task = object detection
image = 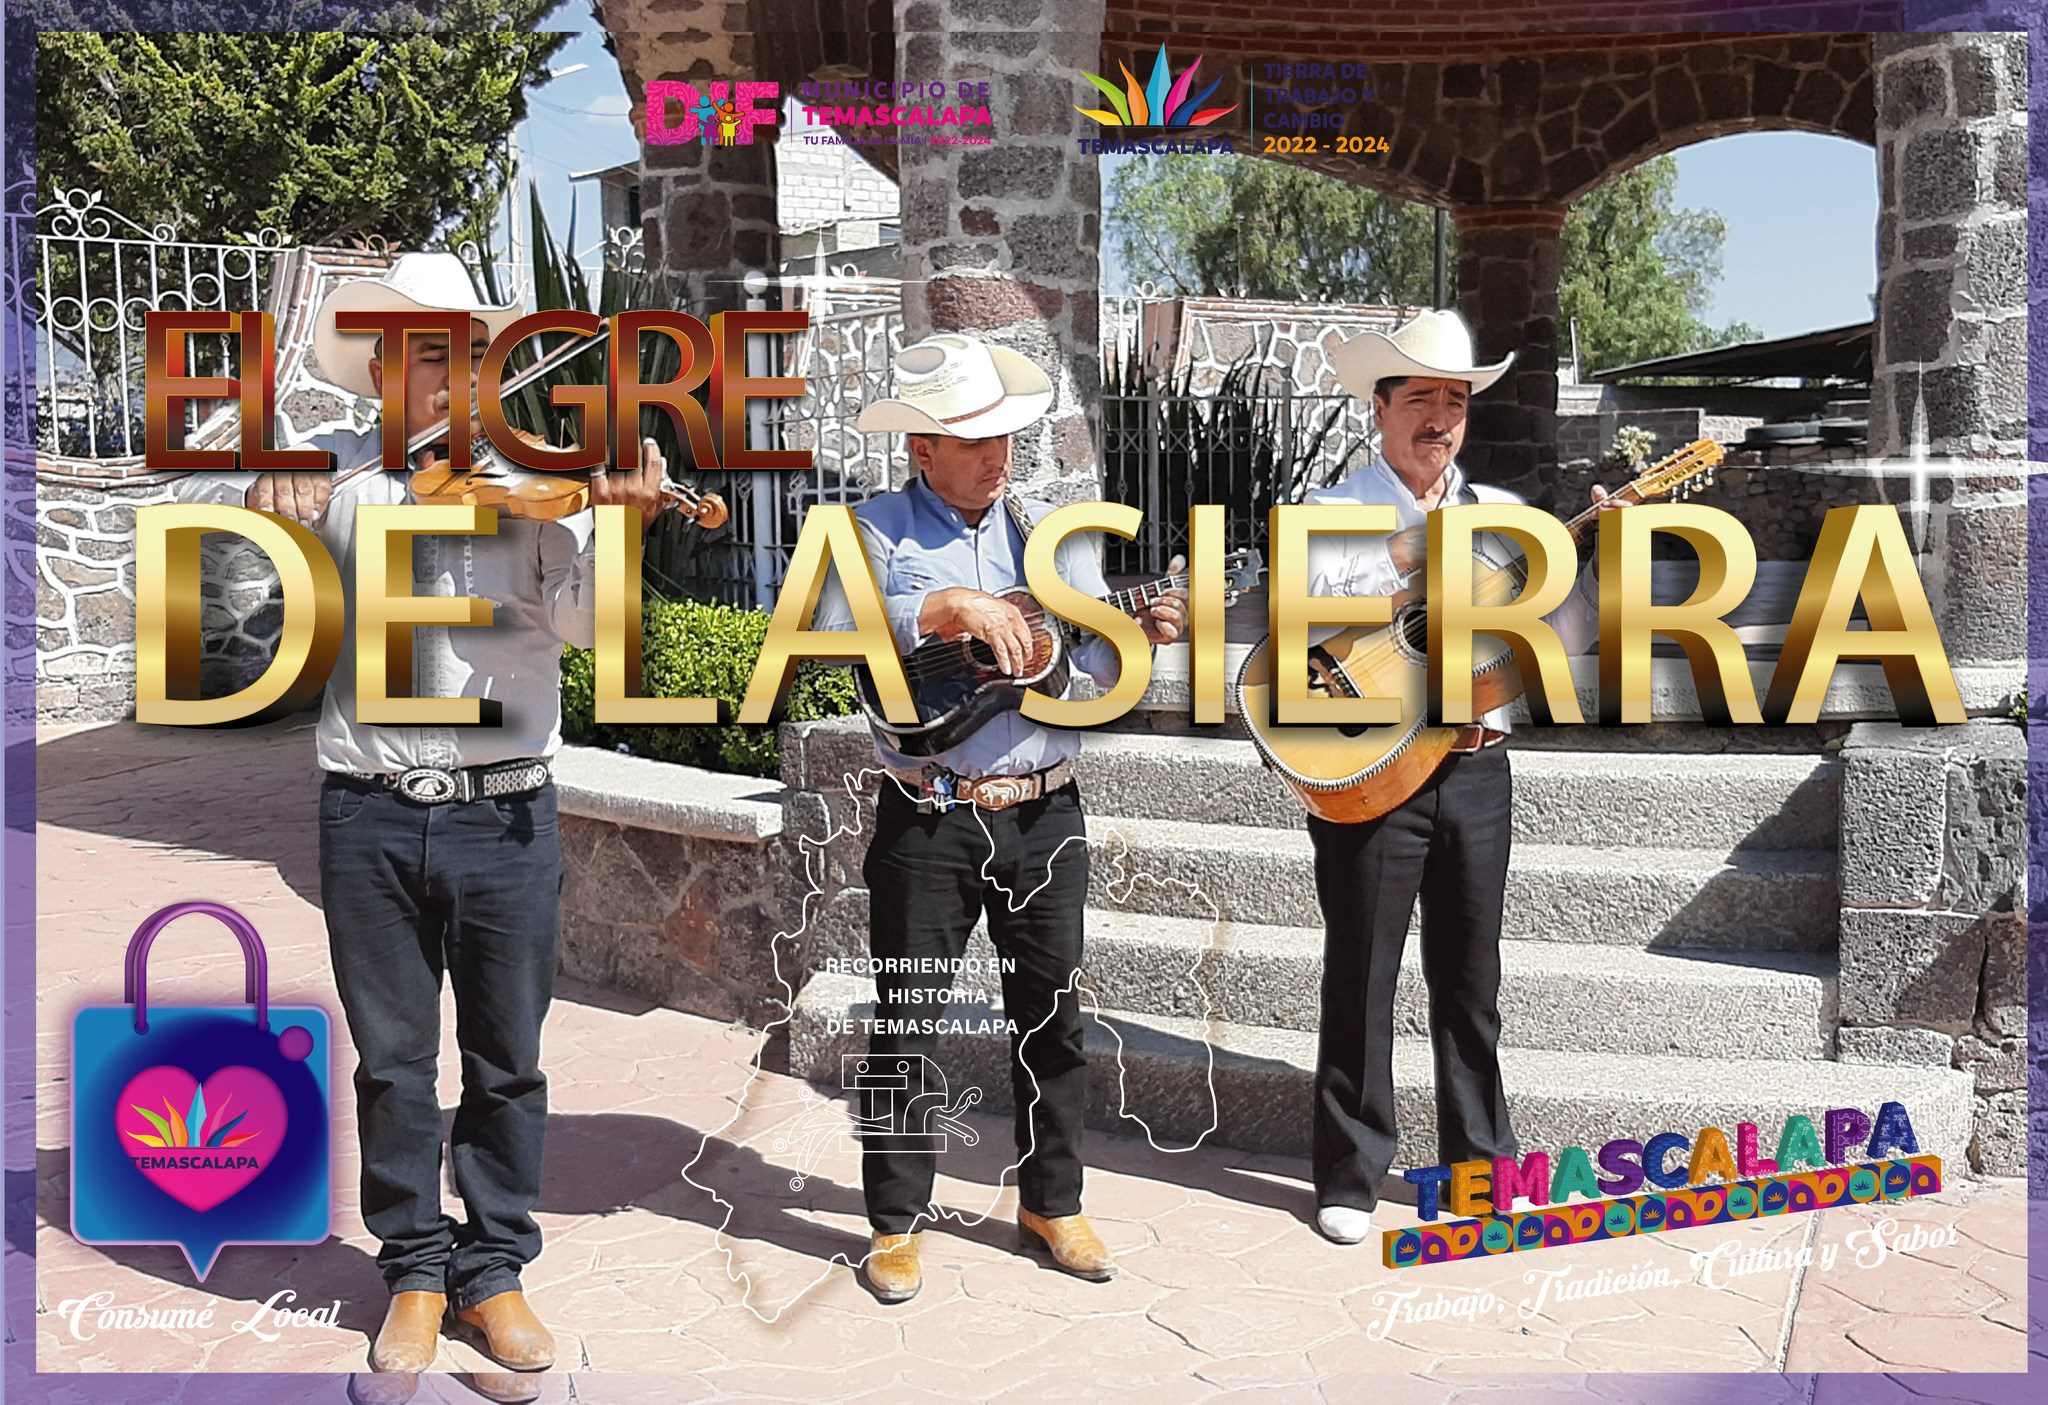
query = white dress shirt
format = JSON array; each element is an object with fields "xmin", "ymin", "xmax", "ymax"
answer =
[
  {"xmin": 191, "ymin": 424, "xmax": 601, "ymax": 774},
  {"xmin": 1302, "ymin": 454, "xmax": 1597, "ymax": 733}
]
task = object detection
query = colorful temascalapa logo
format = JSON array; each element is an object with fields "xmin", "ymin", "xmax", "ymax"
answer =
[
  {"xmin": 72, "ymin": 902, "xmax": 330, "ymax": 1279},
  {"xmin": 644, "ymin": 80, "xmax": 781, "ymax": 146},
  {"xmin": 1075, "ymin": 46, "xmax": 1237, "ymax": 128}
]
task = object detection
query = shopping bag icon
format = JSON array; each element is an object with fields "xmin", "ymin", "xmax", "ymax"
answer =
[{"xmin": 71, "ymin": 901, "xmax": 330, "ymax": 1278}]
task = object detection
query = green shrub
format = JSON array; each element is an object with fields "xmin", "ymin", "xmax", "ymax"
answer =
[{"xmin": 561, "ymin": 597, "xmax": 861, "ymax": 777}]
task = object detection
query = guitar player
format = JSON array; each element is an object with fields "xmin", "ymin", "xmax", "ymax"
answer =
[
  {"xmin": 811, "ymin": 333, "xmax": 1186, "ymax": 1303},
  {"xmin": 1302, "ymin": 309, "xmax": 1618, "ymax": 1245}
]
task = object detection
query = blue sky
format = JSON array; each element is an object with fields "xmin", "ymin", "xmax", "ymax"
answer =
[
  {"xmin": 501, "ymin": 23, "xmax": 641, "ymax": 260},
  {"xmin": 514, "ymin": 15, "xmax": 1880, "ymax": 341},
  {"xmin": 1671, "ymin": 131, "xmax": 1878, "ymax": 337}
]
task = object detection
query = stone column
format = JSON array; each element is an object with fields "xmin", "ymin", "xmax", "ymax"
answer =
[
  {"xmin": 1869, "ymin": 32, "xmax": 2028, "ymax": 678},
  {"xmin": 1453, "ymin": 203, "xmax": 1564, "ymax": 498},
  {"xmin": 635, "ymin": 101, "xmax": 780, "ymax": 315},
  {"xmin": 895, "ymin": 0, "xmax": 1104, "ymax": 501},
  {"xmin": 604, "ymin": 0, "xmax": 782, "ymax": 313},
  {"xmin": 1836, "ymin": 722, "xmax": 2027, "ymax": 1174},
  {"xmin": 1870, "ymin": 31, "xmax": 2027, "ymax": 460}
]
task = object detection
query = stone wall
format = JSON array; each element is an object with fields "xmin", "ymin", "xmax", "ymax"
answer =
[
  {"xmin": 38, "ymin": 477, "xmax": 284, "ymax": 722},
  {"xmin": 1531, "ymin": 459, "xmax": 1893, "ymax": 561},
  {"xmin": 555, "ymin": 750, "xmax": 795, "ymax": 1025},
  {"xmin": 1836, "ymin": 721, "xmax": 2027, "ymax": 1175},
  {"xmin": 559, "ymin": 813, "xmax": 792, "ymax": 1024},
  {"xmin": 780, "ymin": 104, "xmax": 902, "ymax": 232}
]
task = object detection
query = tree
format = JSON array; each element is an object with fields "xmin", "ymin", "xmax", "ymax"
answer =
[
  {"xmin": 36, "ymin": 18, "xmax": 571, "ymax": 248},
  {"xmin": 1559, "ymin": 155, "xmax": 1759, "ymax": 373},
  {"xmin": 1106, "ymin": 156, "xmax": 1441, "ymax": 305},
  {"xmin": 1105, "ymin": 152, "xmax": 1757, "ymax": 369}
]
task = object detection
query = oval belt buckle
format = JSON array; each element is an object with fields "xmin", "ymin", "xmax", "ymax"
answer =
[
  {"xmin": 978, "ymin": 776, "xmax": 1029, "ymax": 810},
  {"xmin": 396, "ymin": 767, "xmax": 460, "ymax": 804}
]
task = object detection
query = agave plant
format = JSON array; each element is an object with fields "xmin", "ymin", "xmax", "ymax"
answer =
[
  {"xmin": 464, "ymin": 186, "xmax": 725, "ymax": 600},
  {"xmin": 1101, "ymin": 318, "xmax": 1361, "ymax": 574}
]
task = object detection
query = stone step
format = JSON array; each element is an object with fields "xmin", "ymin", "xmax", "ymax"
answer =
[
  {"xmin": 790, "ymin": 972, "xmax": 1975, "ymax": 1169},
  {"xmin": 1067, "ymin": 731, "xmax": 1840, "ymax": 848},
  {"xmin": 1075, "ymin": 909, "xmax": 1836, "ymax": 1059},
  {"xmin": 1120, "ymin": 650, "xmax": 2020, "ymax": 725},
  {"xmin": 1087, "ymin": 815, "xmax": 1838, "ymax": 951}
]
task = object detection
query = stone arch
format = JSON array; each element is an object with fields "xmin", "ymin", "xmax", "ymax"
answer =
[
  {"xmin": 1202, "ymin": 33, "xmax": 1875, "ymax": 211},
  {"xmin": 1092, "ymin": 32, "xmax": 1881, "ymax": 486}
]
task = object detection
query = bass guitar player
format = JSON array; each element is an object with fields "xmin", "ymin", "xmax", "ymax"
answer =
[{"xmin": 811, "ymin": 333, "xmax": 1187, "ymax": 1303}]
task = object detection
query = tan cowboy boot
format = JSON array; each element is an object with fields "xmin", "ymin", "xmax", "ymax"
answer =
[
  {"xmin": 346, "ymin": 1372, "xmax": 422, "ymax": 1405},
  {"xmin": 452, "ymin": 1291, "xmax": 555, "ymax": 1371},
  {"xmin": 467, "ymin": 1371, "xmax": 545, "ymax": 1403},
  {"xmin": 864, "ymin": 1232, "xmax": 923, "ymax": 1303},
  {"xmin": 367, "ymin": 1290, "xmax": 446, "ymax": 1373},
  {"xmin": 1017, "ymin": 1208, "xmax": 1118, "ymax": 1281}
]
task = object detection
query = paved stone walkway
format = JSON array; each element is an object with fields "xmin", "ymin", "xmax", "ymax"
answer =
[{"xmin": 25, "ymin": 721, "xmax": 2037, "ymax": 1399}]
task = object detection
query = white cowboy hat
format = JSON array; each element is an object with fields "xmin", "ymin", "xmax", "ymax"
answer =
[
  {"xmin": 1329, "ymin": 308, "xmax": 1514, "ymax": 400},
  {"xmin": 311, "ymin": 251, "xmax": 524, "ymax": 400},
  {"xmin": 855, "ymin": 333, "xmax": 1053, "ymax": 438}
]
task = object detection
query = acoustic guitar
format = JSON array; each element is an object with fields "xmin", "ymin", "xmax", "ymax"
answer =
[
  {"xmin": 1233, "ymin": 440, "xmax": 1723, "ymax": 823},
  {"xmin": 857, "ymin": 549, "xmax": 1264, "ymax": 758}
]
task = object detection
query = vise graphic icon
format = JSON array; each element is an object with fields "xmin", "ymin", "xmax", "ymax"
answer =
[{"xmin": 845, "ymin": 1054, "xmax": 982, "ymax": 1154}]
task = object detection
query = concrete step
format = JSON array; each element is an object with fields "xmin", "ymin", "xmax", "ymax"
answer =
[
  {"xmin": 790, "ymin": 972, "xmax": 1975, "ymax": 1169},
  {"xmin": 1088, "ymin": 815, "xmax": 1838, "ymax": 951},
  {"xmin": 1076, "ymin": 909, "xmax": 1836, "ymax": 1059},
  {"xmin": 1067, "ymin": 731, "xmax": 1839, "ymax": 849}
]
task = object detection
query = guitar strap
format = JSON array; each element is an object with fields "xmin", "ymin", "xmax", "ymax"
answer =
[{"xmin": 1000, "ymin": 491, "xmax": 1036, "ymax": 560}]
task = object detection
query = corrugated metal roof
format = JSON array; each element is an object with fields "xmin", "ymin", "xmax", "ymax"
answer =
[{"xmin": 1590, "ymin": 321, "xmax": 1871, "ymax": 384}]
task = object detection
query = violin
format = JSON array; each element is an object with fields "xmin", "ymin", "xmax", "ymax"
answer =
[
  {"xmin": 328, "ymin": 323, "xmax": 729, "ymax": 529},
  {"xmin": 410, "ymin": 423, "xmax": 730, "ymax": 529}
]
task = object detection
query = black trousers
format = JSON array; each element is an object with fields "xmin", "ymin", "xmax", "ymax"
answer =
[
  {"xmin": 318, "ymin": 776, "xmax": 562, "ymax": 1308},
  {"xmin": 1306, "ymin": 745, "xmax": 1516, "ymax": 1211},
  {"xmin": 859, "ymin": 783, "xmax": 1090, "ymax": 1235}
]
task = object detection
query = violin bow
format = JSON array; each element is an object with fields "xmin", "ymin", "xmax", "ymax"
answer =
[{"xmin": 327, "ymin": 321, "xmax": 614, "ymax": 492}]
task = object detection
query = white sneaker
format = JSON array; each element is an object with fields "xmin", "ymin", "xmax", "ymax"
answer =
[{"xmin": 1316, "ymin": 1205, "xmax": 1374, "ymax": 1244}]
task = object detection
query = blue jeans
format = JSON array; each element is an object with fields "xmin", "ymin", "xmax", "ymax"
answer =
[{"xmin": 318, "ymin": 775, "xmax": 561, "ymax": 1308}]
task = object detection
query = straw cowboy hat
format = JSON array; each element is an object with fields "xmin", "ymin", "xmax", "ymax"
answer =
[
  {"xmin": 855, "ymin": 333, "xmax": 1053, "ymax": 438},
  {"xmin": 311, "ymin": 251, "xmax": 524, "ymax": 401},
  {"xmin": 1329, "ymin": 308, "xmax": 1514, "ymax": 401}
]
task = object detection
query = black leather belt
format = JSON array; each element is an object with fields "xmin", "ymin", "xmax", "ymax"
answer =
[{"xmin": 334, "ymin": 757, "xmax": 552, "ymax": 805}]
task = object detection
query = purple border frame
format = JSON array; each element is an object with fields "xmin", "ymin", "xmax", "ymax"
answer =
[{"xmin": 0, "ymin": 2, "xmax": 2041, "ymax": 1398}]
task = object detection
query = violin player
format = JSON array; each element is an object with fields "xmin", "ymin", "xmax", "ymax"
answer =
[{"xmin": 243, "ymin": 252, "xmax": 669, "ymax": 1402}]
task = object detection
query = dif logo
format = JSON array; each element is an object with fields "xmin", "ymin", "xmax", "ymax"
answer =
[{"xmin": 644, "ymin": 80, "xmax": 781, "ymax": 146}]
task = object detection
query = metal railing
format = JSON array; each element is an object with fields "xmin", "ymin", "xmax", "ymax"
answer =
[
  {"xmin": 31, "ymin": 188, "xmax": 294, "ymax": 460},
  {"xmin": 22, "ymin": 187, "xmax": 611, "ymax": 462},
  {"xmin": 660, "ymin": 273, "xmax": 905, "ymax": 606},
  {"xmin": 19, "ymin": 193, "xmax": 1378, "ymax": 603}
]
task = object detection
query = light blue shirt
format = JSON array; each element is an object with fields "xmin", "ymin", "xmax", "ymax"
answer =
[{"xmin": 812, "ymin": 475, "xmax": 1130, "ymax": 777}]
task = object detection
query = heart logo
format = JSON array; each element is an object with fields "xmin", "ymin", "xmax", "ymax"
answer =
[{"xmin": 114, "ymin": 1065, "xmax": 287, "ymax": 1213}]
